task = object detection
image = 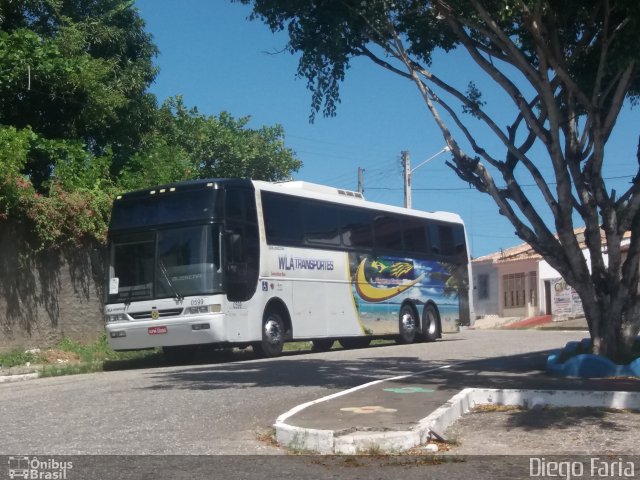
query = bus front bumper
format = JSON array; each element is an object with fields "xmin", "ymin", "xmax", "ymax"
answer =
[{"xmin": 106, "ymin": 314, "xmax": 227, "ymax": 350}]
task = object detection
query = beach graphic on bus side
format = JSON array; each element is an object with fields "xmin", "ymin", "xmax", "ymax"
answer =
[{"xmin": 349, "ymin": 254, "xmax": 461, "ymax": 335}]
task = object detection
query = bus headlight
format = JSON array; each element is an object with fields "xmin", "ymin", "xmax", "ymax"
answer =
[
  {"xmin": 106, "ymin": 313, "xmax": 128, "ymax": 323},
  {"xmin": 186, "ymin": 304, "xmax": 221, "ymax": 315}
]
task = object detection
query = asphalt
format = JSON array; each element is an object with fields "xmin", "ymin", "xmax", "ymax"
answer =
[
  {"xmin": 4, "ymin": 315, "xmax": 640, "ymax": 458},
  {"xmin": 275, "ymin": 318, "xmax": 640, "ymax": 455}
]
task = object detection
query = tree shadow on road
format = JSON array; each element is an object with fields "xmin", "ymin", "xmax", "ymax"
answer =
[
  {"xmin": 135, "ymin": 346, "xmax": 540, "ymax": 391},
  {"xmin": 135, "ymin": 342, "xmax": 640, "ymax": 397},
  {"xmin": 499, "ymin": 407, "xmax": 634, "ymax": 431}
]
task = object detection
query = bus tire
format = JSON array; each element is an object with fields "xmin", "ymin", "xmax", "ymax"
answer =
[
  {"xmin": 397, "ymin": 304, "xmax": 418, "ymax": 344},
  {"xmin": 253, "ymin": 308, "xmax": 285, "ymax": 358},
  {"xmin": 339, "ymin": 337, "xmax": 371, "ymax": 349},
  {"xmin": 422, "ymin": 304, "xmax": 440, "ymax": 342},
  {"xmin": 311, "ymin": 339, "xmax": 334, "ymax": 352}
]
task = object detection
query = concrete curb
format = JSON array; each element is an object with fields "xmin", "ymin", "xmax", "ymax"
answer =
[
  {"xmin": 275, "ymin": 387, "xmax": 640, "ymax": 454},
  {"xmin": 0, "ymin": 372, "xmax": 40, "ymax": 383},
  {"xmin": 274, "ymin": 364, "xmax": 451, "ymax": 454}
]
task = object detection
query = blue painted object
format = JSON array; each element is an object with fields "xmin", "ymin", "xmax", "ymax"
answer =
[{"xmin": 546, "ymin": 338, "xmax": 640, "ymax": 378}]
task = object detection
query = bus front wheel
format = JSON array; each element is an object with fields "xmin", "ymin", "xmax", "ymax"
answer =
[
  {"xmin": 422, "ymin": 304, "xmax": 440, "ymax": 342},
  {"xmin": 253, "ymin": 309, "xmax": 285, "ymax": 357}
]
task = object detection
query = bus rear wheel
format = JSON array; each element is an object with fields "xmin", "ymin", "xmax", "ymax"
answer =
[
  {"xmin": 253, "ymin": 309, "xmax": 285, "ymax": 358},
  {"xmin": 421, "ymin": 304, "xmax": 440, "ymax": 342},
  {"xmin": 397, "ymin": 304, "xmax": 418, "ymax": 344},
  {"xmin": 339, "ymin": 338, "xmax": 371, "ymax": 349},
  {"xmin": 311, "ymin": 339, "xmax": 334, "ymax": 352}
]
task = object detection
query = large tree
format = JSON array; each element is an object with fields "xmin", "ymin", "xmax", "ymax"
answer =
[
  {"xmin": 0, "ymin": 0, "xmax": 159, "ymax": 188},
  {"xmin": 239, "ymin": 0, "xmax": 640, "ymax": 360},
  {"xmin": 119, "ymin": 96, "xmax": 301, "ymax": 190},
  {"xmin": 0, "ymin": 0, "xmax": 301, "ymax": 248}
]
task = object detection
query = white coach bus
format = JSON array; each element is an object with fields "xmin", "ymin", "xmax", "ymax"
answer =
[{"xmin": 105, "ymin": 179, "xmax": 472, "ymax": 358}]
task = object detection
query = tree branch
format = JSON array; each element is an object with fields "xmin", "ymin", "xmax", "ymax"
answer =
[
  {"xmin": 357, "ymin": 46, "xmax": 413, "ymax": 81},
  {"xmin": 435, "ymin": 5, "xmax": 551, "ymax": 149}
]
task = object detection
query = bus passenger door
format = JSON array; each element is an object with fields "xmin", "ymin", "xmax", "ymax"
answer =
[{"xmin": 224, "ymin": 188, "xmax": 260, "ymax": 340}]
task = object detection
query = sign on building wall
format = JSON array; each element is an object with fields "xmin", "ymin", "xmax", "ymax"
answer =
[{"xmin": 550, "ymin": 278, "xmax": 584, "ymax": 320}]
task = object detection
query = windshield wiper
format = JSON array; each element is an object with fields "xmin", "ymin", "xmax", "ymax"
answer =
[
  {"xmin": 158, "ymin": 260, "xmax": 184, "ymax": 301},
  {"xmin": 124, "ymin": 284, "xmax": 134, "ymax": 307}
]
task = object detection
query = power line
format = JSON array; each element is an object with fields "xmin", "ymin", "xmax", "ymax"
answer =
[{"xmin": 367, "ymin": 175, "xmax": 635, "ymax": 192}]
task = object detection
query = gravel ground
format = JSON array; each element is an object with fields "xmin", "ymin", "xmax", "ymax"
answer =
[{"xmin": 444, "ymin": 407, "xmax": 640, "ymax": 455}]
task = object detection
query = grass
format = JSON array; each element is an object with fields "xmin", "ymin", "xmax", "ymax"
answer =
[
  {"xmin": 1, "ymin": 336, "xmax": 399, "ymax": 378},
  {"xmin": 0, "ymin": 335, "xmax": 162, "ymax": 377},
  {"xmin": 39, "ymin": 362, "xmax": 105, "ymax": 378},
  {"xmin": 284, "ymin": 339, "xmax": 395, "ymax": 353},
  {"xmin": 283, "ymin": 341, "xmax": 314, "ymax": 352},
  {"xmin": 472, "ymin": 404, "xmax": 525, "ymax": 413},
  {"xmin": 53, "ymin": 336, "xmax": 159, "ymax": 363},
  {"xmin": 0, "ymin": 350, "xmax": 42, "ymax": 368}
]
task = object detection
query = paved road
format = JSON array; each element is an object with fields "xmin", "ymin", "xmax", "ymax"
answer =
[{"xmin": 0, "ymin": 330, "xmax": 584, "ymax": 456}]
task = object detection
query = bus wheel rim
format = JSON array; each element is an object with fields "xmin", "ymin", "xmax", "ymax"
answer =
[
  {"xmin": 402, "ymin": 312, "xmax": 415, "ymax": 335},
  {"xmin": 264, "ymin": 318, "xmax": 282, "ymax": 345}
]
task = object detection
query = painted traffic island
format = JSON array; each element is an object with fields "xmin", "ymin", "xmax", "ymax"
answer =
[{"xmin": 546, "ymin": 337, "xmax": 640, "ymax": 378}]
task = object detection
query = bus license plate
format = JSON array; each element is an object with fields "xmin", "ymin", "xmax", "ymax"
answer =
[{"xmin": 148, "ymin": 326, "xmax": 168, "ymax": 335}]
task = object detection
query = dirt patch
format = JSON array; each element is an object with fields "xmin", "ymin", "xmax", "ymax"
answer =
[
  {"xmin": 444, "ymin": 407, "xmax": 640, "ymax": 455},
  {"xmin": 42, "ymin": 349, "xmax": 81, "ymax": 364}
]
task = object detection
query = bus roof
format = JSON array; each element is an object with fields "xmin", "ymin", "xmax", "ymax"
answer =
[
  {"xmin": 253, "ymin": 180, "xmax": 464, "ymax": 225},
  {"xmin": 112, "ymin": 177, "xmax": 464, "ymax": 225},
  {"xmin": 113, "ymin": 178, "xmax": 253, "ymax": 201}
]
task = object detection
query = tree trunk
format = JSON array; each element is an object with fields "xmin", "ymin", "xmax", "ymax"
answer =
[{"xmin": 578, "ymin": 255, "xmax": 640, "ymax": 363}]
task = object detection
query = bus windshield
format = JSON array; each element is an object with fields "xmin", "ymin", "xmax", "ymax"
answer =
[{"xmin": 107, "ymin": 224, "xmax": 223, "ymax": 302}]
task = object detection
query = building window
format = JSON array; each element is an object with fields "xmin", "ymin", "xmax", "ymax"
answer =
[
  {"xmin": 478, "ymin": 274, "xmax": 490, "ymax": 300},
  {"xmin": 503, "ymin": 273, "xmax": 526, "ymax": 308}
]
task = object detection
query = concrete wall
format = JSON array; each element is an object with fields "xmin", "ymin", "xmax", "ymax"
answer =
[
  {"xmin": 472, "ymin": 261, "xmax": 499, "ymax": 318},
  {"xmin": 0, "ymin": 220, "xmax": 105, "ymax": 353}
]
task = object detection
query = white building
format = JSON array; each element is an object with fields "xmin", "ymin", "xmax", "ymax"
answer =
[{"xmin": 472, "ymin": 229, "xmax": 631, "ymax": 320}]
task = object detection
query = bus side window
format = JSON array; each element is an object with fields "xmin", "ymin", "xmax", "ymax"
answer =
[
  {"xmin": 429, "ymin": 223, "xmax": 461, "ymax": 258},
  {"xmin": 453, "ymin": 225, "xmax": 467, "ymax": 261},
  {"xmin": 262, "ymin": 192, "xmax": 302, "ymax": 246},
  {"xmin": 403, "ymin": 218, "xmax": 429, "ymax": 256},
  {"xmin": 373, "ymin": 214, "xmax": 403, "ymax": 252},
  {"xmin": 303, "ymin": 202, "xmax": 341, "ymax": 246},
  {"xmin": 340, "ymin": 208, "xmax": 373, "ymax": 249}
]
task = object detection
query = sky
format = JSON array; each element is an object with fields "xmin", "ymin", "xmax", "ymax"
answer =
[{"xmin": 133, "ymin": 0, "xmax": 637, "ymax": 258}]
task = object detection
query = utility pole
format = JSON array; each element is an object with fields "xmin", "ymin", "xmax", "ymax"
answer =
[
  {"xmin": 403, "ymin": 146, "xmax": 451, "ymax": 210},
  {"xmin": 402, "ymin": 151, "xmax": 411, "ymax": 208},
  {"xmin": 357, "ymin": 167, "xmax": 365, "ymax": 195}
]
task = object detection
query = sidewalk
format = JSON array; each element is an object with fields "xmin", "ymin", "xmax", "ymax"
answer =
[
  {"xmin": 472, "ymin": 314, "xmax": 588, "ymax": 330},
  {"xmin": 275, "ymin": 345, "xmax": 640, "ymax": 454}
]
